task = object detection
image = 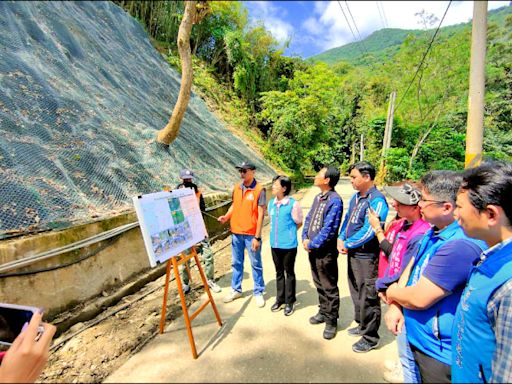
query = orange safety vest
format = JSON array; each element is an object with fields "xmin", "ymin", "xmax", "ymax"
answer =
[{"xmin": 230, "ymin": 181, "xmax": 263, "ymax": 235}]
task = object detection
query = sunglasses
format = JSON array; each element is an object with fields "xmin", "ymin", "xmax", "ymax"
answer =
[{"xmin": 238, "ymin": 169, "xmax": 248, "ymax": 174}]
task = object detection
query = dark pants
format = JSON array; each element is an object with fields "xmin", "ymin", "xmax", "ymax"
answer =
[
  {"xmin": 410, "ymin": 344, "xmax": 451, "ymax": 383},
  {"xmin": 271, "ymin": 247, "xmax": 297, "ymax": 304},
  {"xmin": 347, "ymin": 252, "xmax": 381, "ymax": 345},
  {"xmin": 308, "ymin": 247, "xmax": 339, "ymax": 326}
]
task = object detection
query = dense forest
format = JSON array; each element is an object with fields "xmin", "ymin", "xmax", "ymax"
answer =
[{"xmin": 113, "ymin": 1, "xmax": 512, "ymax": 182}]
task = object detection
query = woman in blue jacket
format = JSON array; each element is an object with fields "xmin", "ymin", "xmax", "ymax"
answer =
[{"xmin": 268, "ymin": 175, "xmax": 303, "ymax": 316}]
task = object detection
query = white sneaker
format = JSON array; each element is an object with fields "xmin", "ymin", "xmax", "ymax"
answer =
[
  {"xmin": 182, "ymin": 283, "xmax": 191, "ymax": 295},
  {"xmin": 254, "ymin": 294, "xmax": 265, "ymax": 308},
  {"xmin": 223, "ymin": 289, "xmax": 242, "ymax": 303},
  {"xmin": 207, "ymin": 279, "xmax": 222, "ymax": 293}
]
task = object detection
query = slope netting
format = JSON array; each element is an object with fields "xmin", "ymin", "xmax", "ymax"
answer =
[{"xmin": 0, "ymin": 1, "xmax": 276, "ymax": 237}]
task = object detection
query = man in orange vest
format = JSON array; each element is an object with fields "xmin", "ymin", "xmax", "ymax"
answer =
[
  {"xmin": 178, "ymin": 169, "xmax": 221, "ymax": 294},
  {"xmin": 218, "ymin": 161, "xmax": 267, "ymax": 308}
]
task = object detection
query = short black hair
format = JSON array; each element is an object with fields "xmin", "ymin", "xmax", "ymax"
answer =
[
  {"xmin": 349, "ymin": 161, "xmax": 376, "ymax": 180},
  {"xmin": 460, "ymin": 161, "xmax": 512, "ymax": 226},
  {"xmin": 272, "ymin": 175, "xmax": 292, "ymax": 196},
  {"xmin": 420, "ymin": 170, "xmax": 462, "ymax": 205},
  {"xmin": 324, "ymin": 166, "xmax": 340, "ymax": 189}
]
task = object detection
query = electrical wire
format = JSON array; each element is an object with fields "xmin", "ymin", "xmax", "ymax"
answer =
[
  {"xmin": 336, "ymin": 0, "xmax": 367, "ymax": 58},
  {"xmin": 376, "ymin": 1, "xmax": 388, "ymax": 29},
  {"xmin": 379, "ymin": 1, "xmax": 389, "ymax": 28},
  {"xmin": 395, "ymin": 0, "xmax": 452, "ymax": 112},
  {"xmin": 344, "ymin": 1, "xmax": 367, "ymax": 51}
]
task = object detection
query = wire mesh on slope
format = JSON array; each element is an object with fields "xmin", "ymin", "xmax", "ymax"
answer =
[{"xmin": 0, "ymin": 1, "xmax": 276, "ymax": 237}]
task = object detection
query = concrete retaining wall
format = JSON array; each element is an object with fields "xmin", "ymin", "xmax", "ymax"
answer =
[{"xmin": 0, "ymin": 185, "xmax": 271, "ymax": 319}]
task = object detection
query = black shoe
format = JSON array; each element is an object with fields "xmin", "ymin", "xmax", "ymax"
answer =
[
  {"xmin": 347, "ymin": 326, "xmax": 361, "ymax": 337},
  {"xmin": 309, "ymin": 313, "xmax": 326, "ymax": 325},
  {"xmin": 271, "ymin": 302, "xmax": 284, "ymax": 312},
  {"xmin": 284, "ymin": 303, "xmax": 294, "ymax": 316},
  {"xmin": 352, "ymin": 338, "xmax": 379, "ymax": 353},
  {"xmin": 323, "ymin": 324, "xmax": 337, "ymax": 340}
]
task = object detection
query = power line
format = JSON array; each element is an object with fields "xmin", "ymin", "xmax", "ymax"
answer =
[
  {"xmin": 345, "ymin": 1, "xmax": 365, "ymax": 44},
  {"xmin": 395, "ymin": 0, "xmax": 452, "ymax": 112},
  {"xmin": 336, "ymin": 0, "xmax": 366, "ymax": 58},
  {"xmin": 376, "ymin": 1, "xmax": 387, "ymax": 29},
  {"xmin": 377, "ymin": 1, "xmax": 389, "ymax": 28}
]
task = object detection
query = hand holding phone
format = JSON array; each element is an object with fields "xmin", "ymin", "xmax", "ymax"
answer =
[
  {"xmin": 0, "ymin": 311, "xmax": 56, "ymax": 383},
  {"xmin": 0, "ymin": 304, "xmax": 41, "ymax": 347}
]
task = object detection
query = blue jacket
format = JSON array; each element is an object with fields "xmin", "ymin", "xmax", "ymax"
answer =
[
  {"xmin": 338, "ymin": 186, "xmax": 388, "ymax": 257},
  {"xmin": 452, "ymin": 239, "xmax": 512, "ymax": 383},
  {"xmin": 404, "ymin": 221, "xmax": 486, "ymax": 365},
  {"xmin": 268, "ymin": 196, "xmax": 298, "ymax": 249}
]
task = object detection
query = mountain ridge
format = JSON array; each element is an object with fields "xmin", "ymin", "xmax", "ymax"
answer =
[{"xmin": 308, "ymin": 5, "xmax": 512, "ymax": 66}]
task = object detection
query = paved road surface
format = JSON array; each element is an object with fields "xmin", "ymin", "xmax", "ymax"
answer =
[{"xmin": 106, "ymin": 178, "xmax": 397, "ymax": 383}]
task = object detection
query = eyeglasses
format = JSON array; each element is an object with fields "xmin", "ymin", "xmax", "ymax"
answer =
[
  {"xmin": 238, "ymin": 169, "xmax": 248, "ymax": 174},
  {"xmin": 419, "ymin": 198, "xmax": 446, "ymax": 208}
]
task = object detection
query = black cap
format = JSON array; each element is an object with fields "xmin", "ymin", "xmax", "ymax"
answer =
[{"xmin": 235, "ymin": 161, "xmax": 256, "ymax": 170}]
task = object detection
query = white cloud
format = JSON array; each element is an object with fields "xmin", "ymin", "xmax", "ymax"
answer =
[
  {"xmin": 301, "ymin": 0, "xmax": 510, "ymax": 56},
  {"xmin": 245, "ymin": 1, "xmax": 294, "ymax": 44},
  {"xmin": 302, "ymin": 17, "xmax": 323, "ymax": 36}
]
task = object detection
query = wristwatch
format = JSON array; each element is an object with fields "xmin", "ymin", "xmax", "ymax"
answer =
[{"xmin": 254, "ymin": 237, "xmax": 262, "ymax": 242}]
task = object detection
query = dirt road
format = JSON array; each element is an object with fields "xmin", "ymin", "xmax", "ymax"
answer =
[{"xmin": 105, "ymin": 178, "xmax": 397, "ymax": 383}]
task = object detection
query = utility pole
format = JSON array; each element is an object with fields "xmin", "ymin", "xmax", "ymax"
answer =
[
  {"xmin": 384, "ymin": 91, "xmax": 396, "ymax": 152},
  {"xmin": 465, "ymin": 1, "xmax": 487, "ymax": 169},
  {"xmin": 378, "ymin": 90, "xmax": 396, "ymax": 182}
]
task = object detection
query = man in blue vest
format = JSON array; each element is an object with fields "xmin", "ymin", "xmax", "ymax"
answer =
[
  {"xmin": 452, "ymin": 161, "xmax": 512, "ymax": 383},
  {"xmin": 338, "ymin": 161, "xmax": 389, "ymax": 353},
  {"xmin": 384, "ymin": 170, "xmax": 486, "ymax": 383}
]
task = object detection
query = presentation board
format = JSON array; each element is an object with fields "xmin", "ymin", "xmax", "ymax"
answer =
[{"xmin": 133, "ymin": 188, "xmax": 207, "ymax": 267}]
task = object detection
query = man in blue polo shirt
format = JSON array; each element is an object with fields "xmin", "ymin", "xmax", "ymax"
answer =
[
  {"xmin": 452, "ymin": 161, "xmax": 512, "ymax": 383},
  {"xmin": 385, "ymin": 170, "xmax": 486, "ymax": 383},
  {"xmin": 338, "ymin": 161, "xmax": 389, "ymax": 353}
]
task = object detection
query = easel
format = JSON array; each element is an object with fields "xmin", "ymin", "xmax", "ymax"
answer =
[{"xmin": 159, "ymin": 246, "xmax": 223, "ymax": 359}]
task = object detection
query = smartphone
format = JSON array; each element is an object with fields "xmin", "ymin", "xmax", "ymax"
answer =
[{"xmin": 0, "ymin": 303, "xmax": 40, "ymax": 346}]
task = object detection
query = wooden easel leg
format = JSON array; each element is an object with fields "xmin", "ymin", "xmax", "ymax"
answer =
[
  {"xmin": 159, "ymin": 259, "xmax": 172, "ymax": 334},
  {"xmin": 192, "ymin": 247, "xmax": 223, "ymax": 327},
  {"xmin": 172, "ymin": 256, "xmax": 198, "ymax": 359}
]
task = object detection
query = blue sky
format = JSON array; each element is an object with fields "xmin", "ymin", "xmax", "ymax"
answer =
[{"xmin": 243, "ymin": 1, "xmax": 510, "ymax": 58}]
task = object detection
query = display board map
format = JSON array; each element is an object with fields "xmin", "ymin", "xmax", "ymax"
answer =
[{"xmin": 133, "ymin": 188, "xmax": 207, "ymax": 267}]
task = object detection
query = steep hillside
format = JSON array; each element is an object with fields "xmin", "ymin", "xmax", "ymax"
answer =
[
  {"xmin": 309, "ymin": 5, "xmax": 512, "ymax": 66},
  {"xmin": 0, "ymin": 1, "xmax": 276, "ymax": 237}
]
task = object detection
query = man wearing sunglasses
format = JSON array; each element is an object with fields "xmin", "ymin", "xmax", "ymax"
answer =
[
  {"xmin": 218, "ymin": 161, "xmax": 267, "ymax": 308},
  {"xmin": 384, "ymin": 170, "xmax": 487, "ymax": 383}
]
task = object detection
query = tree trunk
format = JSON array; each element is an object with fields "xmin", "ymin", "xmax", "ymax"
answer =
[
  {"xmin": 408, "ymin": 109, "xmax": 443, "ymax": 171},
  {"xmin": 156, "ymin": 1, "xmax": 210, "ymax": 146}
]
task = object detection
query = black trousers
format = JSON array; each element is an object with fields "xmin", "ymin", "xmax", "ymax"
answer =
[
  {"xmin": 271, "ymin": 247, "xmax": 297, "ymax": 304},
  {"xmin": 410, "ymin": 344, "xmax": 451, "ymax": 383},
  {"xmin": 308, "ymin": 247, "xmax": 339, "ymax": 325},
  {"xmin": 347, "ymin": 252, "xmax": 381, "ymax": 344}
]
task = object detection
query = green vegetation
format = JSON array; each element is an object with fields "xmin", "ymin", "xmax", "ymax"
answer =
[
  {"xmin": 309, "ymin": 28, "xmax": 424, "ymax": 66},
  {"xmin": 114, "ymin": 1, "xmax": 512, "ymax": 183}
]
